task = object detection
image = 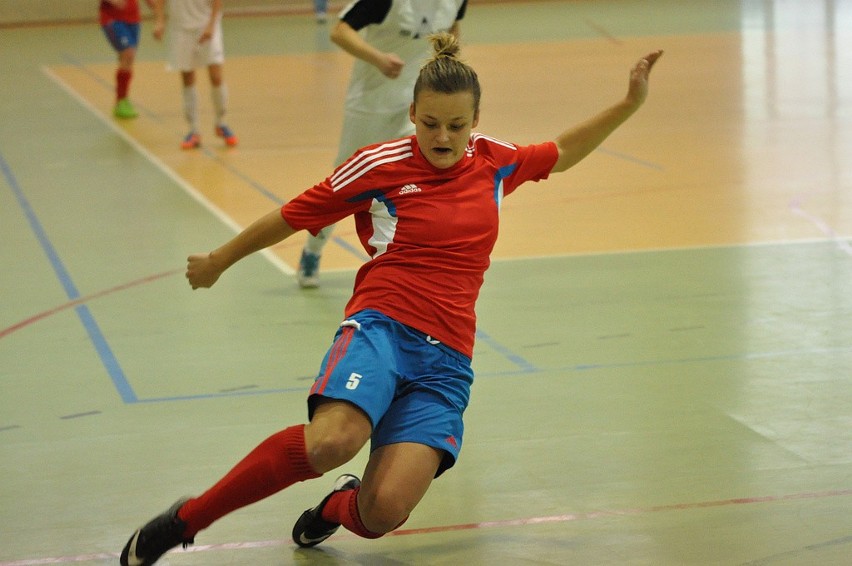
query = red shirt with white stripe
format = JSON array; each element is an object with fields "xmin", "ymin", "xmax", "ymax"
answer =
[{"xmin": 282, "ymin": 134, "xmax": 558, "ymax": 358}]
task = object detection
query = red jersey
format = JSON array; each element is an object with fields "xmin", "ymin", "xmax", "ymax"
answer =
[
  {"xmin": 99, "ymin": 0, "xmax": 141, "ymax": 25},
  {"xmin": 282, "ymin": 134, "xmax": 558, "ymax": 358}
]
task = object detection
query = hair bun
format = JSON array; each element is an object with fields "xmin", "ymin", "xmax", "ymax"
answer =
[
  {"xmin": 414, "ymin": 31, "xmax": 481, "ymax": 112},
  {"xmin": 429, "ymin": 32, "xmax": 461, "ymax": 60}
]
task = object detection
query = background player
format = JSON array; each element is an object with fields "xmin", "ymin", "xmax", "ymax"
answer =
[
  {"xmin": 313, "ymin": 0, "xmax": 328, "ymax": 23},
  {"xmin": 296, "ymin": 0, "xmax": 468, "ymax": 288},
  {"xmin": 152, "ymin": 0, "xmax": 238, "ymax": 149},
  {"xmin": 99, "ymin": 0, "xmax": 162, "ymax": 119}
]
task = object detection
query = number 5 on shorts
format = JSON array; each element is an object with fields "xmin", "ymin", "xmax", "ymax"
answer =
[{"xmin": 346, "ymin": 373, "xmax": 362, "ymax": 390}]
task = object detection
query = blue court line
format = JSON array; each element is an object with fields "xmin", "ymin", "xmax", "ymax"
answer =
[
  {"xmin": 117, "ymin": 343, "xmax": 852, "ymax": 404},
  {"xmin": 211, "ymin": 151, "xmax": 287, "ymax": 204},
  {"xmin": 475, "ymin": 329, "xmax": 538, "ymax": 373},
  {"xmin": 0, "ymin": 150, "xmax": 138, "ymax": 403},
  {"xmin": 479, "ymin": 344, "xmax": 852, "ymax": 379},
  {"xmin": 132, "ymin": 386, "xmax": 307, "ymax": 403}
]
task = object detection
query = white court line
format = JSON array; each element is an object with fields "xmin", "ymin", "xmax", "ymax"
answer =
[{"xmin": 41, "ymin": 65, "xmax": 294, "ymax": 275}]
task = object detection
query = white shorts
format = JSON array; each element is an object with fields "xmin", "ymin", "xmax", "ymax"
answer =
[{"xmin": 168, "ymin": 25, "xmax": 224, "ymax": 71}]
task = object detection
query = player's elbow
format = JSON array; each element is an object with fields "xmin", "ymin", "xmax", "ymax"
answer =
[{"xmin": 329, "ymin": 21, "xmax": 353, "ymax": 47}]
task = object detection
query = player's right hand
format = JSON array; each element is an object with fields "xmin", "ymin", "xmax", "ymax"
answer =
[
  {"xmin": 186, "ymin": 252, "xmax": 222, "ymax": 289},
  {"xmin": 380, "ymin": 53, "xmax": 405, "ymax": 79}
]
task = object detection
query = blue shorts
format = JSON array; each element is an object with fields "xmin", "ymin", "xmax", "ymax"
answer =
[
  {"xmin": 308, "ymin": 309, "xmax": 474, "ymax": 477},
  {"xmin": 102, "ymin": 21, "xmax": 140, "ymax": 52}
]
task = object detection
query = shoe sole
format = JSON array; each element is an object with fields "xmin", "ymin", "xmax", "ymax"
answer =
[{"xmin": 297, "ymin": 276, "xmax": 320, "ymax": 289}]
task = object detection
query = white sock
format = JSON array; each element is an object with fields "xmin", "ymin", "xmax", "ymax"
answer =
[
  {"xmin": 183, "ymin": 86, "xmax": 198, "ymax": 132},
  {"xmin": 211, "ymin": 84, "xmax": 228, "ymax": 125},
  {"xmin": 304, "ymin": 225, "xmax": 335, "ymax": 256}
]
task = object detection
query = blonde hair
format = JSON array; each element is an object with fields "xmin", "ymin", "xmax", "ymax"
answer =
[{"xmin": 414, "ymin": 32, "xmax": 481, "ymax": 112}]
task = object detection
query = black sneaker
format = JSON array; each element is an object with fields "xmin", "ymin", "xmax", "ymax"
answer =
[
  {"xmin": 292, "ymin": 474, "xmax": 361, "ymax": 547},
  {"xmin": 120, "ymin": 498, "xmax": 195, "ymax": 566}
]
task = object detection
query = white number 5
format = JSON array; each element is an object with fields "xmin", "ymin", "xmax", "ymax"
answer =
[{"xmin": 346, "ymin": 372, "xmax": 362, "ymax": 390}]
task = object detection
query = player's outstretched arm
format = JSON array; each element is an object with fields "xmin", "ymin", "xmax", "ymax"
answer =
[
  {"xmin": 186, "ymin": 209, "xmax": 298, "ymax": 289},
  {"xmin": 550, "ymin": 50, "xmax": 662, "ymax": 174}
]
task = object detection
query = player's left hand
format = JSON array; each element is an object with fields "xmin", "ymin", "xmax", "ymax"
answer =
[{"xmin": 626, "ymin": 50, "xmax": 663, "ymax": 107}]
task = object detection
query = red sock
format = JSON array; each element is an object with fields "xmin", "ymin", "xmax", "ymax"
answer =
[
  {"xmin": 321, "ymin": 487, "xmax": 407, "ymax": 539},
  {"xmin": 116, "ymin": 69, "xmax": 131, "ymax": 101},
  {"xmin": 178, "ymin": 424, "xmax": 321, "ymax": 537}
]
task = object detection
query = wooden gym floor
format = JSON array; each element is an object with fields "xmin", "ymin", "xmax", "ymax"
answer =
[{"xmin": 1, "ymin": 1, "xmax": 850, "ymax": 564}]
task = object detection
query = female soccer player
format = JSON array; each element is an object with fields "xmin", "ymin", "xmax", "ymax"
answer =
[
  {"xmin": 99, "ymin": 0, "xmax": 161, "ymax": 119},
  {"xmin": 119, "ymin": 32, "xmax": 662, "ymax": 566}
]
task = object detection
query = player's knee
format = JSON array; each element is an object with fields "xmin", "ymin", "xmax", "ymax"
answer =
[
  {"xmin": 356, "ymin": 485, "xmax": 412, "ymax": 534},
  {"xmin": 305, "ymin": 429, "xmax": 364, "ymax": 473}
]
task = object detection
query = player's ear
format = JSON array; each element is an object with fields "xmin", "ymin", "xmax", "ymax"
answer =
[
  {"xmin": 409, "ymin": 102, "xmax": 416, "ymax": 124},
  {"xmin": 472, "ymin": 108, "xmax": 479, "ymax": 128}
]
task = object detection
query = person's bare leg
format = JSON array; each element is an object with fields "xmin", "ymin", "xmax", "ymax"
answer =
[{"xmin": 356, "ymin": 442, "xmax": 442, "ymax": 533}]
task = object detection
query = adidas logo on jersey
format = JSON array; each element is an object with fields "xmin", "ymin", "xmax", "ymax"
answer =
[{"xmin": 399, "ymin": 184, "xmax": 422, "ymax": 195}]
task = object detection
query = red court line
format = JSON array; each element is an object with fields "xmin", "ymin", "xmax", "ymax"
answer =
[
  {"xmin": 2, "ymin": 488, "xmax": 850, "ymax": 565},
  {"xmin": 0, "ymin": 269, "xmax": 183, "ymax": 340},
  {"xmin": 389, "ymin": 488, "xmax": 852, "ymax": 536}
]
